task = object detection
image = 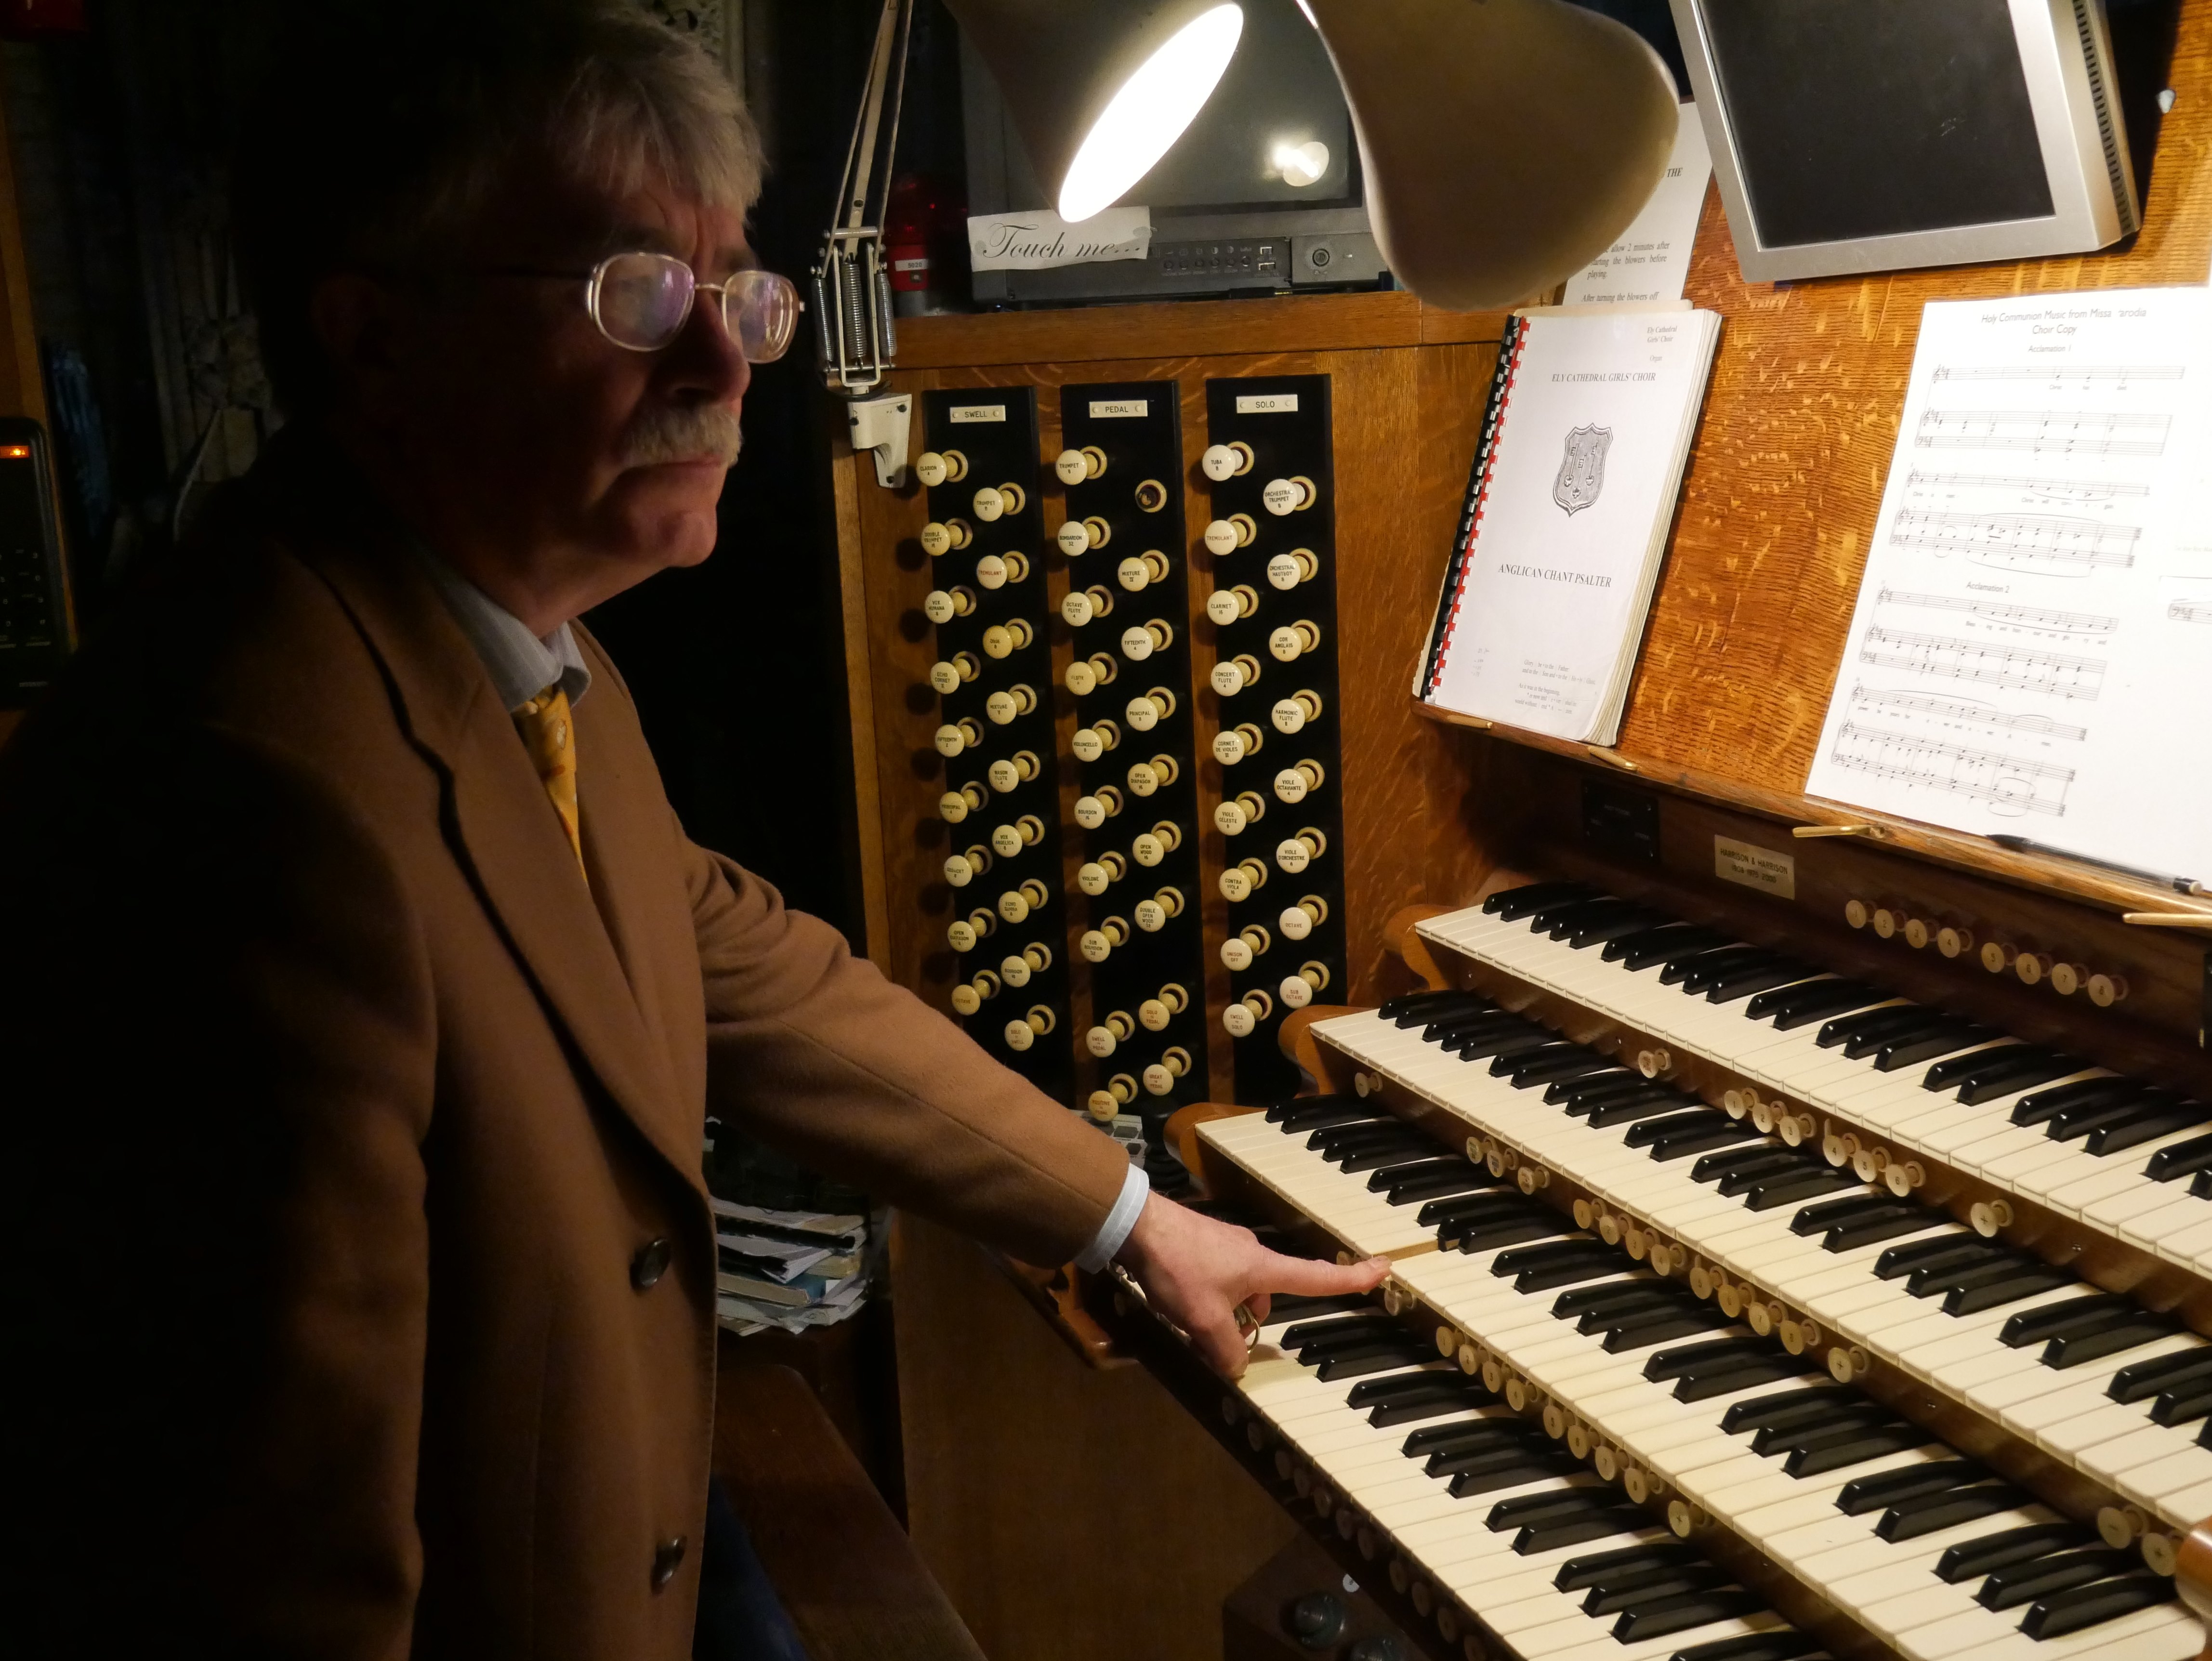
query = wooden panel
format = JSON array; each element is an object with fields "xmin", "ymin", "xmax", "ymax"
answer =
[{"xmin": 892, "ymin": 1214, "xmax": 1298, "ymax": 1661}]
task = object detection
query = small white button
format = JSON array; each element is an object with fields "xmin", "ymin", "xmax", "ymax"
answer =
[
  {"xmin": 943, "ymin": 854, "xmax": 974, "ymax": 887},
  {"xmin": 915, "ymin": 452, "xmax": 949, "ymax": 488},
  {"xmin": 1211, "ymin": 659, "xmax": 1246, "ymax": 695},
  {"xmin": 934, "ymin": 724, "xmax": 966, "ymax": 757},
  {"xmin": 1056, "ymin": 520, "xmax": 1090, "ymax": 556},
  {"xmin": 1065, "ymin": 659, "xmax": 1098, "ymax": 696},
  {"xmin": 1124, "ymin": 696, "xmax": 1159, "ymax": 733},
  {"xmin": 928, "ymin": 661, "xmax": 960, "ymax": 695},
  {"xmin": 1117, "ymin": 556, "xmax": 1149, "ymax": 592},
  {"xmin": 1080, "ymin": 930, "xmax": 1112, "ymax": 963},
  {"xmin": 1262, "ymin": 477, "xmax": 1302, "ymax": 515},
  {"xmin": 1061, "ymin": 590, "xmax": 1095, "ymax": 627},
  {"xmin": 1085, "ymin": 1025, "xmax": 1118, "ymax": 1058},
  {"xmin": 1072, "ymin": 729, "xmax": 1105, "ymax": 763},
  {"xmin": 1276, "ymin": 837, "xmax": 1311, "ymax": 874},
  {"xmin": 1200, "ymin": 444, "xmax": 1240, "ymax": 482},
  {"xmin": 1219, "ymin": 867, "xmax": 1253, "ymax": 902},
  {"xmin": 1126, "ymin": 763, "xmax": 1159, "ymax": 797},
  {"xmin": 1278, "ymin": 904, "xmax": 1314, "ymax": 942},
  {"xmin": 1134, "ymin": 900, "xmax": 1167, "ymax": 933},
  {"xmin": 1278, "ymin": 974, "xmax": 1313, "ymax": 1010},
  {"xmin": 950, "ymin": 984, "xmax": 980, "ymax": 1016},
  {"xmin": 974, "ymin": 554, "xmax": 1008, "ymax": 590},
  {"xmin": 997, "ymin": 890, "xmax": 1031, "ymax": 924},
  {"xmin": 1274, "ymin": 767, "xmax": 1309, "ymax": 804},
  {"xmin": 1000, "ymin": 954, "xmax": 1031, "ymax": 989},
  {"xmin": 920, "ymin": 522, "xmax": 953, "ymax": 557},
  {"xmin": 1202, "ymin": 519, "xmax": 1240, "ymax": 555},
  {"xmin": 1073, "ymin": 795, "xmax": 1107, "ymax": 830},
  {"xmin": 923, "ymin": 590, "xmax": 957, "ymax": 624},
  {"xmin": 1054, "ymin": 449, "xmax": 1088, "ymax": 486},
  {"xmin": 1003, "ymin": 1018, "xmax": 1034, "ymax": 1051},
  {"xmin": 1142, "ymin": 1063, "xmax": 1175, "ymax": 1096},
  {"xmin": 948, "ymin": 920, "xmax": 977, "ymax": 953},
  {"xmin": 1223, "ymin": 1002, "xmax": 1256, "ymax": 1038},
  {"xmin": 985, "ymin": 690, "xmax": 1017, "ymax": 725},
  {"xmin": 1132, "ymin": 833, "xmax": 1164, "ymax": 867},
  {"xmin": 1266, "ymin": 553, "xmax": 1302, "ymax": 590},
  {"xmin": 1119, "ymin": 625, "xmax": 1155, "ymax": 662},
  {"xmin": 1138, "ymin": 999, "xmax": 1171, "ymax": 1032},
  {"xmin": 1214, "ymin": 800, "xmax": 1249, "ymax": 835},
  {"xmin": 989, "ymin": 824, "xmax": 1022, "ymax": 858},
  {"xmin": 981, "ymin": 625, "xmax": 1014, "ymax": 659},
  {"xmin": 972, "ymin": 487, "xmax": 1005, "ymax": 522},
  {"xmin": 1220, "ymin": 937, "xmax": 1253, "ymax": 971},
  {"xmin": 1268, "ymin": 625, "xmax": 1303, "ymax": 662},
  {"xmin": 1211, "ymin": 729, "xmax": 1248, "ymax": 765},
  {"xmin": 1271, "ymin": 699, "xmax": 1306, "ymax": 734},
  {"xmin": 1077, "ymin": 863, "xmax": 1110, "ymax": 897},
  {"xmin": 987, "ymin": 758, "xmax": 1021, "ymax": 792},
  {"xmin": 1204, "ymin": 590, "xmax": 1241, "ymax": 626},
  {"xmin": 939, "ymin": 791, "xmax": 970, "ymax": 824}
]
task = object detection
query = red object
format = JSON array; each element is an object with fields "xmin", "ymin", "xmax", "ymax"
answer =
[
  {"xmin": 884, "ymin": 172, "xmax": 968, "ymax": 297},
  {"xmin": 0, "ymin": 0, "xmax": 87, "ymax": 38}
]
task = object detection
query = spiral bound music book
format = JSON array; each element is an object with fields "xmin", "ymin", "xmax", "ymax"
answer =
[{"xmin": 1417, "ymin": 305, "xmax": 1723, "ymax": 744}]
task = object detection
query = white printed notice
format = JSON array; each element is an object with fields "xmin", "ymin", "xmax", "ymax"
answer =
[
  {"xmin": 1420, "ymin": 307, "xmax": 1722, "ymax": 744},
  {"xmin": 1805, "ymin": 287, "xmax": 2212, "ymax": 882},
  {"xmin": 966, "ymin": 207, "xmax": 1150, "ymax": 272},
  {"xmin": 1563, "ymin": 104, "xmax": 1712, "ymax": 307}
]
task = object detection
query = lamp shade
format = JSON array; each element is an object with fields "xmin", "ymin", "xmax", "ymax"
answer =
[
  {"xmin": 944, "ymin": 0, "xmax": 1246, "ymax": 224},
  {"xmin": 1305, "ymin": 0, "xmax": 1679, "ymax": 310}
]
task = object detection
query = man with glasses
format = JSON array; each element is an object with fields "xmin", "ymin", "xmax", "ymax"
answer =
[{"xmin": 0, "ymin": 3, "xmax": 1383, "ymax": 1658}]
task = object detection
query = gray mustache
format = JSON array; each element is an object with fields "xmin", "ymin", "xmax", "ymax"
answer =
[{"xmin": 621, "ymin": 404, "xmax": 745, "ymax": 468}]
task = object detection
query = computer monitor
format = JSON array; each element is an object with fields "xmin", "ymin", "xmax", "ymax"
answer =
[{"xmin": 1670, "ymin": 0, "xmax": 2139, "ymax": 282}]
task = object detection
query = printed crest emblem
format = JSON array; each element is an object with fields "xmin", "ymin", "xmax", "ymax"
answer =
[{"xmin": 1552, "ymin": 423, "xmax": 1613, "ymax": 517}]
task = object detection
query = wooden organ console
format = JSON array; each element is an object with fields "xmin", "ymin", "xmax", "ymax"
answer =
[{"xmin": 833, "ymin": 8, "xmax": 2212, "ymax": 1657}]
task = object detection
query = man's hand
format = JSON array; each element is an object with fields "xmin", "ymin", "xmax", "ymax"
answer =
[{"xmin": 1115, "ymin": 1192, "xmax": 1389, "ymax": 1379}]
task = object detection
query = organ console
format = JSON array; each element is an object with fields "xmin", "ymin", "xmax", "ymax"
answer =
[{"xmin": 833, "ymin": 21, "xmax": 2212, "ymax": 1646}]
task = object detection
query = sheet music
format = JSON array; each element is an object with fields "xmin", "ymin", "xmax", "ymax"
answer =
[{"xmin": 1806, "ymin": 289, "xmax": 2212, "ymax": 881}]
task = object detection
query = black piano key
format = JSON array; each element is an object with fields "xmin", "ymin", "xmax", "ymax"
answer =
[
  {"xmin": 1660, "ymin": 944, "xmax": 1765, "ymax": 988},
  {"xmin": 1553, "ymin": 1541, "xmax": 1702, "ymax": 1591},
  {"xmin": 2193, "ymin": 1168, "xmax": 2212, "ymax": 1200},
  {"xmin": 1644, "ymin": 1338, "xmax": 1774, "ymax": 1384},
  {"xmin": 1586, "ymin": 1093, "xmax": 1697, "ymax": 1129},
  {"xmin": 1875, "ymin": 1483, "xmax": 2028, "ymax": 1542},
  {"xmin": 1529, "ymin": 896, "xmax": 1631, "ymax": 936},
  {"xmin": 1668, "ymin": 1636, "xmax": 1820, "ymax": 1661},
  {"xmin": 2016, "ymin": 1075, "xmax": 2150, "ymax": 1126},
  {"xmin": 1345, "ymin": 1369, "xmax": 1476, "ymax": 1412},
  {"xmin": 1486, "ymin": 1488, "xmax": 1619, "ymax": 1530},
  {"xmin": 1315, "ymin": 1342, "xmax": 1433, "ymax": 1380},
  {"xmin": 1552, "ymin": 1279, "xmax": 1670, "ymax": 1321},
  {"xmin": 1874, "ymin": 1024, "xmax": 1999, "ymax": 1072},
  {"xmin": 1782, "ymin": 1422, "xmax": 1928, "ymax": 1477},
  {"xmin": 1424, "ymin": 1010, "xmax": 1525, "ymax": 1044},
  {"xmin": 2047, "ymin": 1090, "xmax": 2179, "ymax": 1143},
  {"xmin": 1299, "ymin": 1329, "xmax": 1422, "ymax": 1365},
  {"xmin": 1268, "ymin": 1092, "xmax": 1364, "ymax": 1122},
  {"xmin": 2044, "ymin": 1314, "xmax": 2177, "ymax": 1370},
  {"xmin": 1877, "ymin": 1235, "xmax": 1993, "ymax": 1282},
  {"xmin": 1546, "ymin": 1068, "xmax": 1639, "ymax": 1105},
  {"xmin": 1501, "ymin": 1048, "xmax": 1618, "ymax": 1088},
  {"xmin": 1706, "ymin": 965, "xmax": 1822, "ymax": 1005},
  {"xmin": 1674, "ymin": 1354, "xmax": 1807, "ymax": 1402},
  {"xmin": 1750, "ymin": 977, "xmax": 1885, "ymax": 1028},
  {"xmin": 1817, "ymin": 1002, "xmax": 1932, "ymax": 1049},
  {"xmin": 1373, "ymin": 1159, "xmax": 1486, "ymax": 1198},
  {"xmin": 1694, "ymin": 1146, "xmax": 1804, "ymax": 1186},
  {"xmin": 1978, "ymin": 1546, "xmax": 2138, "ymax": 1611},
  {"xmin": 1720, "ymin": 1386, "xmax": 1861, "ymax": 1435},
  {"xmin": 1367, "ymin": 1384, "xmax": 1496, "ymax": 1428},
  {"xmin": 1908, "ymin": 1246, "xmax": 2039, "ymax": 1296},
  {"xmin": 1949, "ymin": 1049, "xmax": 2085, "ymax": 1102},
  {"xmin": 1624, "ymin": 1110, "xmax": 1726, "ymax": 1149},
  {"xmin": 1998, "ymin": 1292, "xmax": 2135, "ymax": 1348},
  {"xmin": 1445, "ymin": 1449, "xmax": 1583, "ymax": 1496},
  {"xmin": 1575, "ymin": 1290, "xmax": 1695, "ymax": 1335},
  {"xmin": 2200, "ymin": 1417, "xmax": 2212, "ymax": 1448},
  {"xmin": 1586, "ymin": 1567, "xmax": 1735, "ymax": 1618},
  {"xmin": 2086, "ymin": 1103, "xmax": 2212, "ymax": 1157},
  {"xmin": 1380, "ymin": 989, "xmax": 1473, "ymax": 1024},
  {"xmin": 1456, "ymin": 1029, "xmax": 1563, "ymax": 1064},
  {"xmin": 1568, "ymin": 910, "xmax": 1669, "ymax": 949},
  {"xmin": 1265, "ymin": 1290, "xmax": 1380, "ymax": 1322},
  {"xmin": 1309, "ymin": 1120, "xmax": 1409, "ymax": 1154},
  {"xmin": 1749, "ymin": 1401, "xmax": 1897, "ymax": 1456},
  {"xmin": 1484, "ymin": 880, "xmax": 1595, "ymax": 919},
  {"xmin": 1492, "ymin": 1239, "xmax": 1622, "ymax": 1292},
  {"xmin": 1401, "ymin": 1418, "xmax": 1527, "ymax": 1458},
  {"xmin": 1338, "ymin": 1139, "xmax": 1444, "ymax": 1174},
  {"xmin": 1609, "ymin": 1588, "xmax": 1765, "ymax": 1643},
  {"xmin": 1840, "ymin": 1010, "xmax": 1966, "ymax": 1059},
  {"xmin": 1835, "ymin": 1458, "xmax": 1988, "ymax": 1516},
  {"xmin": 1565, "ymin": 1071, "xmax": 1674, "ymax": 1108},
  {"xmin": 1281, "ymin": 1313, "xmax": 1401, "ymax": 1349},
  {"xmin": 2019, "ymin": 1572, "xmax": 2172, "ymax": 1640},
  {"xmin": 1650, "ymin": 1121, "xmax": 1763, "ymax": 1161},
  {"xmin": 1742, "ymin": 1168, "xmax": 1861, "ymax": 1211},
  {"xmin": 1465, "ymin": 1216, "xmax": 1574, "ymax": 1253},
  {"xmin": 2147, "ymin": 1131, "xmax": 2212, "ymax": 1182},
  {"xmin": 1918, "ymin": 1041, "xmax": 2032, "ymax": 1092},
  {"xmin": 1598, "ymin": 920, "xmax": 1714, "ymax": 964},
  {"xmin": 1278, "ymin": 1101, "xmax": 1382, "ymax": 1134},
  {"xmin": 1825, "ymin": 1207, "xmax": 1951, "ymax": 1252},
  {"xmin": 1601, "ymin": 1305, "xmax": 1734, "ymax": 1351},
  {"xmin": 1936, "ymin": 1521, "xmax": 2094, "ymax": 1582},
  {"xmin": 1616, "ymin": 926, "xmax": 1730, "ymax": 972},
  {"xmin": 1515, "ymin": 1508, "xmax": 1654, "ymax": 1555},
  {"xmin": 2110, "ymin": 1345, "xmax": 2212, "ymax": 1403},
  {"xmin": 2151, "ymin": 1383, "xmax": 2212, "ymax": 1426},
  {"xmin": 1421, "ymin": 1192, "xmax": 1531, "ymax": 1229},
  {"xmin": 1944, "ymin": 1266, "xmax": 2073, "ymax": 1317},
  {"xmin": 1790, "ymin": 1193, "xmax": 1896, "ymax": 1235}
]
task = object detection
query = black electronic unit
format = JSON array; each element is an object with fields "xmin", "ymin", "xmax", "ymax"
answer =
[{"xmin": 0, "ymin": 418, "xmax": 69, "ymax": 705}]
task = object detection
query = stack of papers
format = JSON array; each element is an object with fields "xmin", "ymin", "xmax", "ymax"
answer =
[{"xmin": 711, "ymin": 1199, "xmax": 878, "ymax": 1337}]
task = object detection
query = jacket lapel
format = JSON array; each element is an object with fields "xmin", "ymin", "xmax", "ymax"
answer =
[{"xmin": 260, "ymin": 435, "xmax": 706, "ymax": 1196}]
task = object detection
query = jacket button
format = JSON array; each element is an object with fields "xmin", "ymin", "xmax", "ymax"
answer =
[
  {"xmin": 630, "ymin": 1237, "xmax": 672, "ymax": 1290},
  {"xmin": 651, "ymin": 1535, "xmax": 687, "ymax": 1590}
]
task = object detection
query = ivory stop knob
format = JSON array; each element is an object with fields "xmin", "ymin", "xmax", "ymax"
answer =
[
  {"xmin": 1086, "ymin": 1091, "xmax": 1119, "ymax": 1122},
  {"xmin": 1077, "ymin": 862, "xmax": 1112, "ymax": 897},
  {"xmin": 1221, "ymin": 936, "xmax": 1254, "ymax": 971},
  {"xmin": 1204, "ymin": 589, "xmax": 1242, "ymax": 626},
  {"xmin": 1223, "ymin": 1001, "xmax": 1255, "ymax": 1038},
  {"xmin": 1279, "ymin": 974, "xmax": 1312, "ymax": 1010},
  {"xmin": 999, "ymin": 952, "xmax": 1030, "ymax": 989},
  {"xmin": 1126, "ymin": 761, "xmax": 1159, "ymax": 796},
  {"xmin": 971, "ymin": 486, "xmax": 1005, "ymax": 522},
  {"xmin": 981, "ymin": 625, "xmax": 1014, "ymax": 660},
  {"xmin": 989, "ymin": 823, "xmax": 1023, "ymax": 858},
  {"xmin": 974, "ymin": 554, "xmax": 1008, "ymax": 591},
  {"xmin": 1215, "ymin": 799, "xmax": 1251, "ymax": 835},
  {"xmin": 947, "ymin": 919, "xmax": 977, "ymax": 953},
  {"xmin": 1071, "ymin": 728, "xmax": 1106, "ymax": 764},
  {"xmin": 1056, "ymin": 520, "xmax": 1090, "ymax": 556},
  {"xmin": 1117, "ymin": 555, "xmax": 1150, "ymax": 592},
  {"xmin": 938, "ymin": 790, "xmax": 971, "ymax": 824},
  {"xmin": 2088, "ymin": 972, "xmax": 2129, "ymax": 1007},
  {"xmin": 1202, "ymin": 518, "xmax": 1241, "ymax": 555},
  {"xmin": 1080, "ymin": 930, "xmax": 1113, "ymax": 963},
  {"xmin": 920, "ymin": 521, "xmax": 953, "ymax": 557},
  {"xmin": 1273, "ymin": 766, "xmax": 1309, "ymax": 804},
  {"xmin": 1085, "ymin": 1024, "xmax": 1118, "ymax": 1058},
  {"xmin": 1219, "ymin": 865, "xmax": 1256, "ymax": 903},
  {"xmin": 1271, "ymin": 697, "xmax": 1307, "ymax": 734},
  {"xmin": 1138, "ymin": 998, "xmax": 1171, "ymax": 1031},
  {"xmin": 927, "ymin": 660, "xmax": 961, "ymax": 696},
  {"xmin": 1211, "ymin": 659, "xmax": 1248, "ymax": 696},
  {"xmin": 1265, "ymin": 553, "xmax": 1303, "ymax": 590},
  {"xmin": 933, "ymin": 723, "xmax": 967, "ymax": 757},
  {"xmin": 1268, "ymin": 624, "xmax": 1305, "ymax": 662},
  {"xmin": 985, "ymin": 757, "xmax": 1021, "ymax": 792},
  {"xmin": 1053, "ymin": 449, "xmax": 1088, "ymax": 486},
  {"xmin": 996, "ymin": 889, "xmax": 1031, "ymax": 924},
  {"xmin": 985, "ymin": 690, "xmax": 1018, "ymax": 725},
  {"xmin": 1073, "ymin": 795, "xmax": 1108, "ymax": 830},
  {"xmin": 922, "ymin": 589, "xmax": 957, "ymax": 625},
  {"xmin": 1120, "ymin": 624, "xmax": 1156, "ymax": 662},
  {"xmin": 1276, "ymin": 836, "xmax": 1311, "ymax": 874},
  {"xmin": 1133, "ymin": 898, "xmax": 1166, "ymax": 933},
  {"xmin": 1212, "ymin": 728, "xmax": 1251, "ymax": 765},
  {"xmin": 914, "ymin": 451, "xmax": 949, "ymax": 488},
  {"xmin": 1201, "ymin": 441, "xmax": 1251, "ymax": 481},
  {"xmin": 949, "ymin": 983, "xmax": 981, "ymax": 1015},
  {"xmin": 1065, "ymin": 659, "xmax": 1098, "ymax": 697},
  {"xmin": 942, "ymin": 852, "xmax": 976, "ymax": 888},
  {"xmin": 1002, "ymin": 1017, "xmax": 1033, "ymax": 1051},
  {"xmin": 1142, "ymin": 1063, "xmax": 1175, "ymax": 1097},
  {"xmin": 1124, "ymin": 694, "xmax": 1160, "ymax": 733},
  {"xmin": 1261, "ymin": 477, "xmax": 1304, "ymax": 516},
  {"xmin": 1279, "ymin": 903, "xmax": 1313, "ymax": 941},
  {"xmin": 1132, "ymin": 832, "xmax": 1165, "ymax": 867}
]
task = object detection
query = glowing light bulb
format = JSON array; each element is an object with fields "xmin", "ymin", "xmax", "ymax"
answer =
[
  {"xmin": 1058, "ymin": 4, "xmax": 1245, "ymax": 224},
  {"xmin": 1273, "ymin": 139, "xmax": 1330, "ymax": 187}
]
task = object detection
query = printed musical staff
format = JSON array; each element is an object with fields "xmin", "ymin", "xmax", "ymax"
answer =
[
  {"xmin": 1890, "ymin": 509, "xmax": 2139, "ymax": 573},
  {"xmin": 1932, "ymin": 363, "xmax": 2185, "ymax": 384},
  {"xmin": 1846, "ymin": 684, "xmax": 2088, "ymax": 742},
  {"xmin": 1875, "ymin": 588, "xmax": 2118, "ymax": 636},
  {"xmin": 2170, "ymin": 599, "xmax": 2212, "ymax": 625},
  {"xmin": 1830, "ymin": 721, "xmax": 2075, "ymax": 817},
  {"xmin": 1904, "ymin": 468, "xmax": 2149, "ymax": 502},
  {"xmin": 1915, "ymin": 406, "xmax": 2171, "ymax": 456},
  {"xmin": 1860, "ymin": 626, "xmax": 2107, "ymax": 700}
]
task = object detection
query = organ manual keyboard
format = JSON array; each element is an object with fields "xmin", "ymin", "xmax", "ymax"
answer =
[{"xmin": 838, "ymin": 6, "xmax": 2212, "ymax": 1653}]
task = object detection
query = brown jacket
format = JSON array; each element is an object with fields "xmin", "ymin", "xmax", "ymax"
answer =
[{"xmin": 0, "ymin": 432, "xmax": 1127, "ymax": 1660}]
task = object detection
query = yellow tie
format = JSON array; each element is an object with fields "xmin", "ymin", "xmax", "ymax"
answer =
[{"xmin": 514, "ymin": 684, "xmax": 585, "ymax": 878}]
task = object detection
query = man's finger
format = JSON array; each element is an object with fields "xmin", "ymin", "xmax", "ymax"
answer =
[
  {"xmin": 1245, "ymin": 1290, "xmax": 1273, "ymax": 1328},
  {"xmin": 1190, "ymin": 1309, "xmax": 1251, "ymax": 1380},
  {"xmin": 1254, "ymin": 1251, "xmax": 1391, "ymax": 1299}
]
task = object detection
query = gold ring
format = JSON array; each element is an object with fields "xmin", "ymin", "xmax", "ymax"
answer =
[{"xmin": 1234, "ymin": 1301, "xmax": 1261, "ymax": 1349}]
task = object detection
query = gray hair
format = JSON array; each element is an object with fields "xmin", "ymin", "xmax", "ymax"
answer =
[{"xmin": 234, "ymin": 0, "xmax": 765, "ymax": 416}]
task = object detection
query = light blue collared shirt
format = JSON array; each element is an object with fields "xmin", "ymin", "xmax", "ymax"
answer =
[{"xmin": 421, "ymin": 556, "xmax": 1151, "ymax": 1268}]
